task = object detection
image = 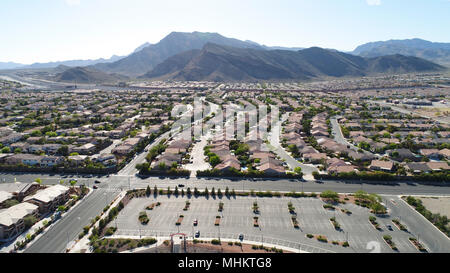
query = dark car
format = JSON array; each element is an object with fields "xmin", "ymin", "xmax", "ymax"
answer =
[
  {"xmin": 178, "ymin": 184, "xmax": 185, "ymax": 188},
  {"xmin": 94, "ymin": 180, "xmax": 101, "ymax": 184},
  {"xmin": 239, "ymin": 234, "xmax": 244, "ymax": 240},
  {"xmin": 93, "ymin": 185, "xmax": 98, "ymax": 189},
  {"xmin": 387, "ymin": 225, "xmax": 393, "ymax": 231},
  {"xmin": 195, "ymin": 231, "xmax": 200, "ymax": 238}
]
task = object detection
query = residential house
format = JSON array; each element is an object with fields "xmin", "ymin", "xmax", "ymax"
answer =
[
  {"xmin": 259, "ymin": 162, "xmax": 286, "ymax": 175},
  {"xmin": 426, "ymin": 162, "xmax": 450, "ymax": 171},
  {"xmin": 419, "ymin": 149, "xmax": 441, "ymax": 160},
  {"xmin": 369, "ymin": 160, "xmax": 395, "ymax": 172},
  {"xmin": 303, "ymin": 153, "xmax": 327, "ymax": 164},
  {"xmin": 405, "ymin": 162, "xmax": 431, "ymax": 174}
]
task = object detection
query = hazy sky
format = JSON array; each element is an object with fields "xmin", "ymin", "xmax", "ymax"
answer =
[{"xmin": 1, "ymin": 0, "xmax": 449, "ymax": 64}]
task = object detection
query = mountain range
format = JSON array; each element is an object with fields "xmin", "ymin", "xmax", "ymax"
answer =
[
  {"xmin": 2, "ymin": 32, "xmax": 448, "ymax": 83},
  {"xmin": 139, "ymin": 43, "xmax": 444, "ymax": 82},
  {"xmin": 352, "ymin": 38, "xmax": 450, "ymax": 66},
  {"xmin": 0, "ymin": 55, "xmax": 125, "ymax": 70},
  {"xmin": 89, "ymin": 31, "xmax": 270, "ymax": 77}
]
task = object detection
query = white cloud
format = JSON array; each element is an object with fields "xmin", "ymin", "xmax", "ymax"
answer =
[
  {"xmin": 65, "ymin": 0, "xmax": 81, "ymax": 6},
  {"xmin": 366, "ymin": 0, "xmax": 381, "ymax": 5}
]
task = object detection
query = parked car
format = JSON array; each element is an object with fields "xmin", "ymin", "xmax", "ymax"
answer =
[
  {"xmin": 195, "ymin": 231, "xmax": 200, "ymax": 238},
  {"xmin": 239, "ymin": 234, "xmax": 244, "ymax": 240},
  {"xmin": 387, "ymin": 225, "xmax": 393, "ymax": 231},
  {"xmin": 94, "ymin": 180, "xmax": 101, "ymax": 184},
  {"xmin": 93, "ymin": 185, "xmax": 98, "ymax": 189},
  {"xmin": 193, "ymin": 219, "xmax": 198, "ymax": 226},
  {"xmin": 178, "ymin": 184, "xmax": 185, "ymax": 188}
]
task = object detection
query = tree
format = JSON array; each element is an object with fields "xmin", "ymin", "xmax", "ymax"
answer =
[
  {"xmin": 3, "ymin": 199, "xmax": 19, "ymax": 208},
  {"xmin": 57, "ymin": 145, "xmax": 69, "ymax": 156},
  {"xmin": 23, "ymin": 215, "xmax": 38, "ymax": 229},
  {"xmin": 70, "ymin": 180, "xmax": 77, "ymax": 187},
  {"xmin": 294, "ymin": 167, "xmax": 303, "ymax": 175},
  {"xmin": 371, "ymin": 202, "xmax": 387, "ymax": 214},
  {"xmin": 209, "ymin": 155, "xmax": 221, "ymax": 167},
  {"xmin": 320, "ymin": 190, "xmax": 339, "ymax": 202},
  {"xmin": 354, "ymin": 190, "xmax": 368, "ymax": 200},
  {"xmin": 1, "ymin": 146, "xmax": 10, "ymax": 153},
  {"xmin": 146, "ymin": 185, "xmax": 151, "ymax": 196},
  {"xmin": 35, "ymin": 178, "xmax": 42, "ymax": 185}
]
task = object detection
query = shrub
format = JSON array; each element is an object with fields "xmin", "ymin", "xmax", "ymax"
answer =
[{"xmin": 138, "ymin": 212, "xmax": 149, "ymax": 225}]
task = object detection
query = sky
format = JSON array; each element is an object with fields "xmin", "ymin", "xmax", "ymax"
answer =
[{"xmin": 0, "ymin": 0, "xmax": 449, "ymax": 64}]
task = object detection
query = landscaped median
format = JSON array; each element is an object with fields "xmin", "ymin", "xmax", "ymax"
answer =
[
  {"xmin": 138, "ymin": 212, "xmax": 149, "ymax": 225},
  {"xmin": 175, "ymin": 215, "xmax": 184, "ymax": 226},
  {"xmin": 383, "ymin": 235, "xmax": 398, "ymax": 251},
  {"xmin": 409, "ymin": 237, "xmax": 428, "ymax": 253},
  {"xmin": 369, "ymin": 216, "xmax": 382, "ymax": 231},
  {"xmin": 392, "ymin": 219, "xmax": 408, "ymax": 232},
  {"xmin": 306, "ymin": 234, "xmax": 349, "ymax": 248}
]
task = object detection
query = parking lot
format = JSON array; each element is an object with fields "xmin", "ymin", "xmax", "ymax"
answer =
[{"xmin": 110, "ymin": 194, "xmax": 450, "ymax": 253}]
